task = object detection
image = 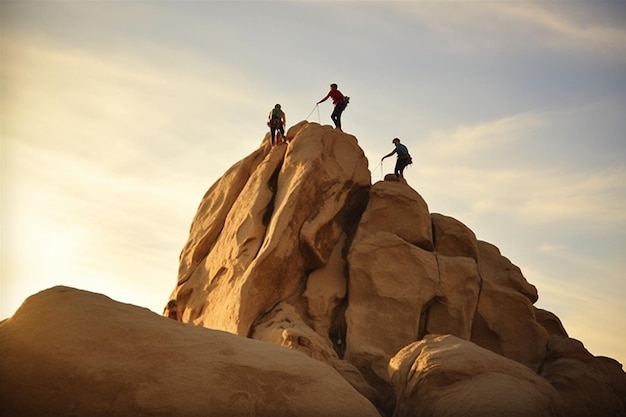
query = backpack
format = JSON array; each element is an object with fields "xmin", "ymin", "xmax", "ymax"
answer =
[
  {"xmin": 271, "ymin": 108, "xmax": 282, "ymax": 119},
  {"xmin": 269, "ymin": 108, "xmax": 283, "ymax": 128}
]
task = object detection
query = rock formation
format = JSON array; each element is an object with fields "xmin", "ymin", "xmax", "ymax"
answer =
[
  {"xmin": 0, "ymin": 286, "xmax": 379, "ymax": 417},
  {"xmin": 1, "ymin": 121, "xmax": 624, "ymax": 416},
  {"xmin": 167, "ymin": 121, "xmax": 626, "ymax": 416}
]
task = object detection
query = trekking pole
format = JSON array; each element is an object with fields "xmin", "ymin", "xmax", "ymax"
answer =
[{"xmin": 316, "ymin": 104, "xmax": 321, "ymax": 123}]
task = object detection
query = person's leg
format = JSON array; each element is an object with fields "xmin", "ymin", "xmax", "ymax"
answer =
[
  {"xmin": 394, "ymin": 160, "xmax": 401, "ymax": 177},
  {"xmin": 334, "ymin": 103, "xmax": 347, "ymax": 130},
  {"xmin": 270, "ymin": 127, "xmax": 276, "ymax": 145},
  {"xmin": 398, "ymin": 160, "xmax": 407, "ymax": 178},
  {"xmin": 331, "ymin": 106, "xmax": 340, "ymax": 128}
]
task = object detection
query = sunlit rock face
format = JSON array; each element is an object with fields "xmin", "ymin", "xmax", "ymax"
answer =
[
  {"xmin": 2, "ymin": 122, "xmax": 623, "ymax": 417},
  {"xmin": 167, "ymin": 121, "xmax": 625, "ymax": 416}
]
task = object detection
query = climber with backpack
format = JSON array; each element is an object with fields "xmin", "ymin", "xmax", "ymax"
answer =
[
  {"xmin": 381, "ymin": 138, "xmax": 412, "ymax": 179},
  {"xmin": 317, "ymin": 83, "xmax": 349, "ymax": 131},
  {"xmin": 267, "ymin": 104, "xmax": 286, "ymax": 146}
]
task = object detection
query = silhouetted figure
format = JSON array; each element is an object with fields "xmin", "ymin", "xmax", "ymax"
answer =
[
  {"xmin": 317, "ymin": 83, "xmax": 349, "ymax": 130},
  {"xmin": 268, "ymin": 104, "xmax": 286, "ymax": 146},
  {"xmin": 382, "ymin": 138, "xmax": 412, "ymax": 179}
]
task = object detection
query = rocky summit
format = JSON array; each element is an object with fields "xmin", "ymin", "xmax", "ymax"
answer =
[{"xmin": 1, "ymin": 121, "xmax": 625, "ymax": 417}]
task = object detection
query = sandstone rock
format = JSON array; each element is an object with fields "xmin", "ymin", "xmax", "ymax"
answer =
[
  {"xmin": 174, "ymin": 144, "xmax": 287, "ymax": 331},
  {"xmin": 169, "ymin": 122, "xmax": 370, "ymax": 336},
  {"xmin": 535, "ymin": 307, "xmax": 569, "ymax": 337},
  {"xmin": 176, "ymin": 147, "xmax": 267, "ymax": 286},
  {"xmin": 541, "ymin": 335, "xmax": 626, "ymax": 417},
  {"xmin": 470, "ymin": 240, "xmax": 549, "ymax": 371},
  {"xmin": 355, "ymin": 181, "xmax": 433, "ymax": 251},
  {"xmin": 165, "ymin": 123, "xmax": 626, "ymax": 416},
  {"xmin": 431, "ymin": 212, "xmax": 480, "ymax": 262},
  {"xmin": 0, "ymin": 286, "xmax": 381, "ymax": 417},
  {"xmin": 345, "ymin": 232, "xmax": 439, "ymax": 410},
  {"xmin": 164, "ymin": 124, "xmax": 626, "ymax": 416},
  {"xmin": 303, "ymin": 233, "xmax": 348, "ymax": 342},
  {"xmin": 251, "ymin": 302, "xmax": 380, "ymax": 406},
  {"xmin": 389, "ymin": 334, "xmax": 564, "ymax": 417},
  {"xmin": 383, "ymin": 173, "xmax": 405, "ymax": 183},
  {"xmin": 425, "ymin": 254, "xmax": 480, "ymax": 340}
]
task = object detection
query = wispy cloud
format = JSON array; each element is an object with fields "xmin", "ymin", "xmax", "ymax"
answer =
[
  {"xmin": 410, "ymin": 103, "xmax": 626, "ymax": 228},
  {"xmin": 391, "ymin": 1, "xmax": 626, "ymax": 61},
  {"xmin": 494, "ymin": 2, "xmax": 626, "ymax": 59},
  {"xmin": 419, "ymin": 163, "xmax": 626, "ymax": 227},
  {"xmin": 423, "ymin": 112, "xmax": 545, "ymax": 158}
]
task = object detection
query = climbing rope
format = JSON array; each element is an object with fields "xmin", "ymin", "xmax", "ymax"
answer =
[
  {"xmin": 305, "ymin": 104, "xmax": 319, "ymax": 122},
  {"xmin": 371, "ymin": 160, "xmax": 384, "ymax": 180}
]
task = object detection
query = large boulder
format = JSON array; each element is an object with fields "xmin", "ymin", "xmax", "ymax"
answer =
[
  {"xmin": 0, "ymin": 286, "xmax": 381, "ymax": 417},
  {"xmin": 389, "ymin": 334, "xmax": 564, "ymax": 417},
  {"xmin": 170, "ymin": 122, "xmax": 370, "ymax": 336},
  {"xmin": 540, "ymin": 335, "xmax": 626, "ymax": 417}
]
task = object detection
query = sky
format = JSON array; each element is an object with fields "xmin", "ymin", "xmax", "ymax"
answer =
[{"xmin": 1, "ymin": 0, "xmax": 625, "ymax": 365}]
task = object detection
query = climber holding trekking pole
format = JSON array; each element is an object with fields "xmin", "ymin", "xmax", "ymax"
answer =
[
  {"xmin": 317, "ymin": 83, "xmax": 349, "ymax": 131},
  {"xmin": 382, "ymin": 138, "xmax": 412, "ymax": 179}
]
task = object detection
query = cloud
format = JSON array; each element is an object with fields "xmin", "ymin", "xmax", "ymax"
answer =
[
  {"xmin": 494, "ymin": 2, "xmax": 626, "ymax": 59},
  {"xmin": 423, "ymin": 112, "xmax": 545, "ymax": 158},
  {"xmin": 405, "ymin": 100, "xmax": 626, "ymax": 228},
  {"xmin": 520, "ymin": 260, "xmax": 626, "ymax": 363},
  {"xmin": 419, "ymin": 163, "xmax": 626, "ymax": 228},
  {"xmin": 1, "ymin": 31, "xmax": 270, "ymax": 175},
  {"xmin": 515, "ymin": 166, "xmax": 626, "ymax": 225},
  {"xmin": 389, "ymin": 1, "xmax": 626, "ymax": 61}
]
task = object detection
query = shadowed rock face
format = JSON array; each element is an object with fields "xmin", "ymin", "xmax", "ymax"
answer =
[
  {"xmin": 389, "ymin": 334, "xmax": 565, "ymax": 417},
  {"xmin": 0, "ymin": 286, "xmax": 381, "ymax": 417},
  {"xmin": 2, "ymin": 122, "xmax": 624, "ymax": 416}
]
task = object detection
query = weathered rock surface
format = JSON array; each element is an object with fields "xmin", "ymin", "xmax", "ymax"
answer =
[
  {"xmin": 0, "ymin": 286, "xmax": 381, "ymax": 417},
  {"xmin": 540, "ymin": 335, "xmax": 626, "ymax": 417},
  {"xmin": 169, "ymin": 122, "xmax": 625, "ymax": 416},
  {"xmin": 389, "ymin": 334, "xmax": 564, "ymax": 417},
  {"xmin": 3, "ymin": 121, "xmax": 625, "ymax": 416}
]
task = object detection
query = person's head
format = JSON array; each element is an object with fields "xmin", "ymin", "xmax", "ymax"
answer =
[
  {"xmin": 274, "ymin": 104, "xmax": 281, "ymax": 109},
  {"xmin": 392, "ymin": 138, "xmax": 401, "ymax": 144},
  {"xmin": 330, "ymin": 83, "xmax": 338, "ymax": 89}
]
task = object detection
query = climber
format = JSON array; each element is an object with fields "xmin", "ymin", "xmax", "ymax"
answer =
[
  {"xmin": 317, "ymin": 83, "xmax": 349, "ymax": 130},
  {"xmin": 267, "ymin": 104, "xmax": 286, "ymax": 146},
  {"xmin": 381, "ymin": 138, "xmax": 412, "ymax": 179}
]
